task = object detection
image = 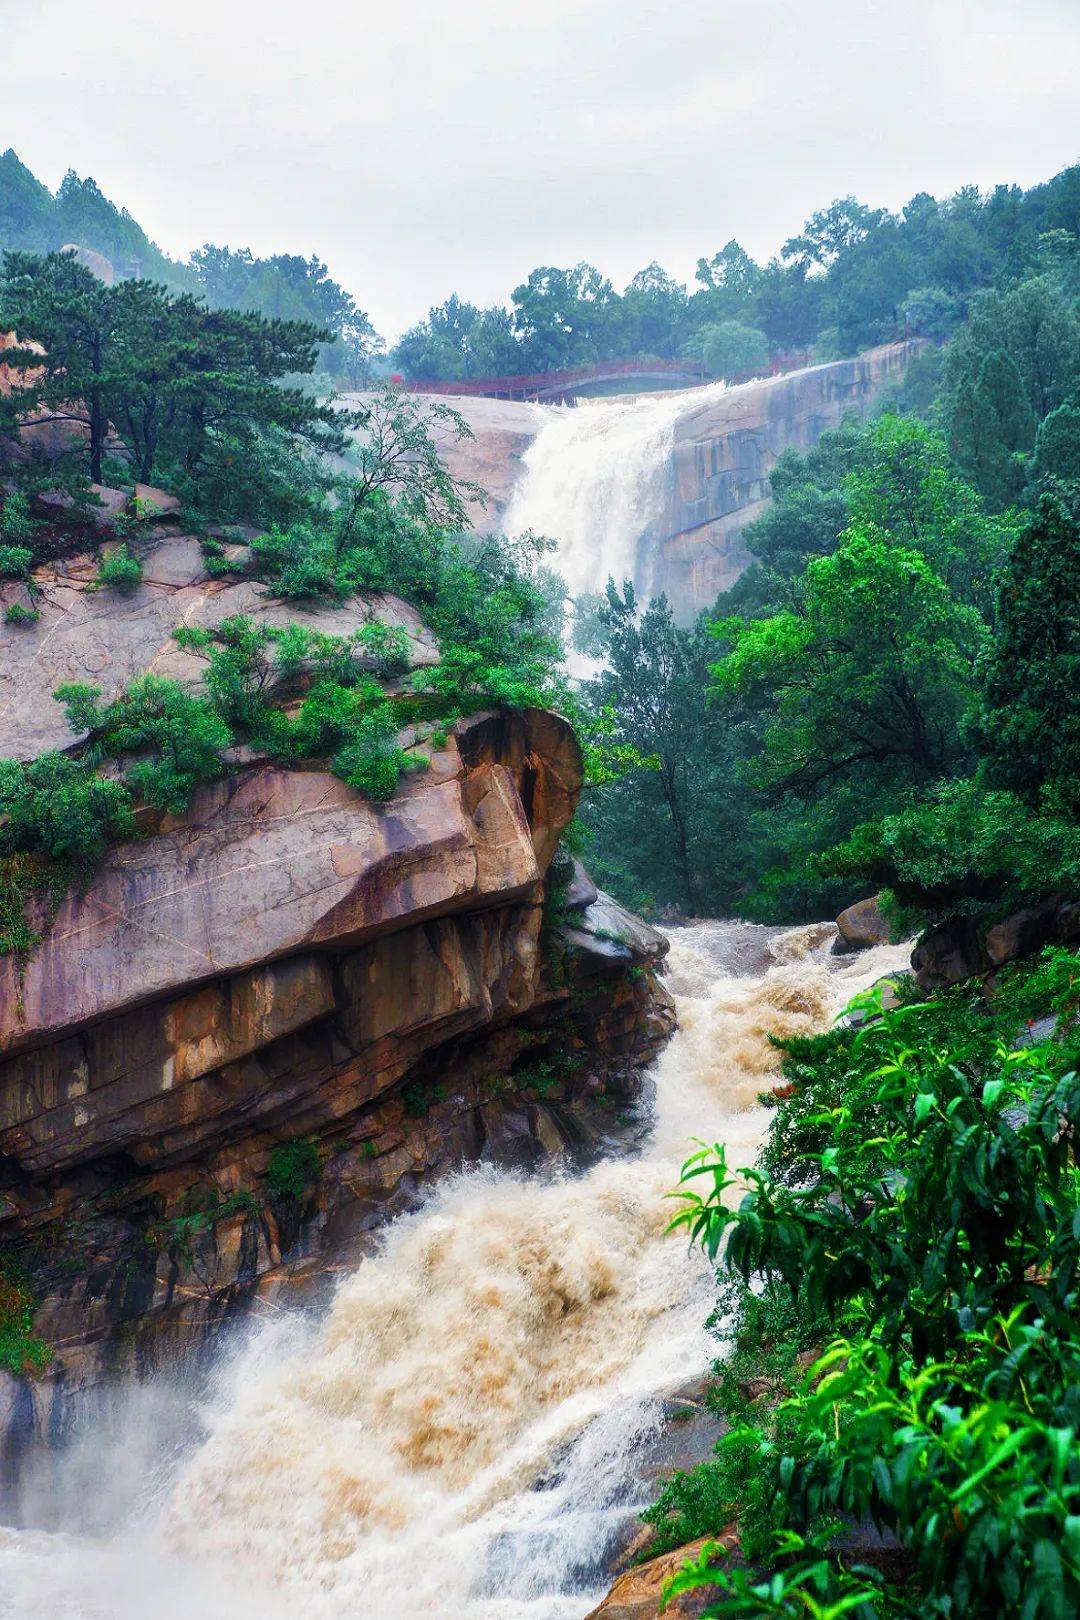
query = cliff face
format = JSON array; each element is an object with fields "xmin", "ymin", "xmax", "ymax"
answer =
[
  {"xmin": 417, "ymin": 341, "xmax": 922, "ymax": 619},
  {"xmin": 0, "ymin": 533, "xmax": 673, "ymax": 1441},
  {"xmin": 644, "ymin": 340, "xmax": 921, "ymax": 609}
]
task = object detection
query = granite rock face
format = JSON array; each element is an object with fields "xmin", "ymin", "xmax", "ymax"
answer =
[
  {"xmin": 0, "ymin": 535, "xmax": 436, "ymax": 761},
  {"xmin": 409, "ymin": 342, "xmax": 922, "ymax": 620},
  {"xmin": 0, "ymin": 536, "xmax": 673, "ymax": 1445},
  {"xmin": 645, "ymin": 342, "xmax": 922, "ymax": 610}
]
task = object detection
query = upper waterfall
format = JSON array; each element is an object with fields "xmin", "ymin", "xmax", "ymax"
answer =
[{"xmin": 504, "ymin": 385, "xmax": 729, "ymax": 605}]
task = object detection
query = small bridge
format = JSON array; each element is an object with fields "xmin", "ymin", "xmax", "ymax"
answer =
[{"xmin": 400, "ymin": 357, "xmax": 710, "ymax": 404}]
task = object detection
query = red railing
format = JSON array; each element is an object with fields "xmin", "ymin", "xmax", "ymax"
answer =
[{"xmin": 398, "ymin": 356, "xmax": 710, "ymax": 401}]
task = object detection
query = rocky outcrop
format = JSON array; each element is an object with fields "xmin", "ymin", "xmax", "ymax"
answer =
[
  {"xmin": 644, "ymin": 341, "xmax": 922, "ymax": 610},
  {"xmin": 0, "ymin": 533, "xmax": 674, "ymax": 1441},
  {"xmin": 832, "ymin": 894, "xmax": 890, "ymax": 954},
  {"xmin": 913, "ymin": 894, "xmax": 1080, "ymax": 989},
  {"xmin": 585, "ymin": 1533, "xmax": 737, "ymax": 1620},
  {"xmin": 0, "ymin": 534, "xmax": 437, "ymax": 761}
]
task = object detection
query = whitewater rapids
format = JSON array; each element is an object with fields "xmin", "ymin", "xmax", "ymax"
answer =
[{"xmin": 0, "ymin": 920, "xmax": 910, "ymax": 1619}]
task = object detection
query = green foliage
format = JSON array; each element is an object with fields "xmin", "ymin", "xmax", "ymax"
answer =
[
  {"xmin": 332, "ymin": 711, "xmax": 418, "ymax": 802},
  {"xmin": 0, "ymin": 751, "xmax": 134, "ymax": 868},
  {"xmin": 0, "ymin": 250, "xmax": 339, "ymax": 496},
  {"xmin": 57, "ymin": 675, "xmax": 232, "ymax": 814},
  {"xmin": 713, "ymin": 529, "xmax": 985, "ymax": 796},
  {"xmin": 146, "ymin": 1187, "xmax": 259, "ymax": 1260},
  {"xmin": 581, "ymin": 584, "xmax": 746, "ymax": 915},
  {"xmin": 0, "ymin": 852, "xmax": 57, "ymax": 956},
  {"xmin": 401, "ymin": 1081, "xmax": 446, "ymax": 1119},
  {"xmin": 265, "ymin": 1139, "xmax": 321, "ymax": 1201},
  {"xmin": 0, "ymin": 1259, "xmax": 49, "ymax": 1376},
  {"xmin": 4, "ymin": 602, "xmax": 38, "ymax": 626},
  {"xmin": 973, "ymin": 491, "xmax": 1080, "ymax": 816},
  {"xmin": 823, "ymin": 780, "xmax": 1080, "ymax": 926},
  {"xmin": 695, "ymin": 321, "xmax": 770, "ymax": 381},
  {"xmin": 93, "ymin": 545, "xmax": 143, "ymax": 593},
  {"xmin": 659, "ymin": 968, "xmax": 1080, "ymax": 1617},
  {"xmin": 188, "ymin": 243, "xmax": 381, "ymax": 386}
]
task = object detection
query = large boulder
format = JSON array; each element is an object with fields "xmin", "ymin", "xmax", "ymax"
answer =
[
  {"xmin": 584, "ymin": 1534, "xmax": 737, "ymax": 1620},
  {"xmin": 833, "ymin": 894, "xmax": 891, "ymax": 953},
  {"xmin": 914, "ymin": 894, "xmax": 1080, "ymax": 989}
]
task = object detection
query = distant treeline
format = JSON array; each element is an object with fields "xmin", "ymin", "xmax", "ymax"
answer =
[
  {"xmin": 395, "ymin": 167, "xmax": 1080, "ymax": 380},
  {"xmin": 0, "ymin": 151, "xmax": 380, "ymax": 387},
  {"xmin": 3, "ymin": 149, "xmax": 1079, "ymax": 389}
]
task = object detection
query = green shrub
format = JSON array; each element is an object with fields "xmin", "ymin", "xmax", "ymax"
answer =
[
  {"xmin": 0, "ymin": 545, "xmax": 32, "ymax": 580},
  {"xmin": 401, "ymin": 1081, "xmax": 446, "ymax": 1118},
  {"xmin": 57, "ymin": 676, "xmax": 231, "ymax": 814},
  {"xmin": 0, "ymin": 1260, "xmax": 49, "ymax": 1376},
  {"xmin": 4, "ymin": 602, "xmax": 39, "ymax": 627},
  {"xmin": 0, "ymin": 752, "xmax": 134, "ymax": 869},
  {"xmin": 94, "ymin": 545, "xmax": 143, "ymax": 592},
  {"xmin": 822, "ymin": 777, "xmax": 1080, "ymax": 924},
  {"xmin": 332, "ymin": 709, "xmax": 418, "ymax": 801},
  {"xmin": 658, "ymin": 969, "xmax": 1080, "ymax": 1618},
  {"xmin": 266, "ymin": 1139, "xmax": 321, "ymax": 1200}
]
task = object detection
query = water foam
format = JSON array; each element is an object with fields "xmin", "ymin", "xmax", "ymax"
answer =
[
  {"xmin": 0, "ymin": 921, "xmax": 911, "ymax": 1619},
  {"xmin": 504, "ymin": 385, "xmax": 731, "ymax": 606}
]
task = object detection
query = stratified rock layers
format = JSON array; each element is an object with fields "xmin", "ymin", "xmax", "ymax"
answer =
[{"xmin": 0, "ymin": 539, "xmax": 673, "ymax": 1434}]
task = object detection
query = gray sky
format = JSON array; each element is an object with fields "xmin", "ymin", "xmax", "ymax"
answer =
[{"xmin": 3, "ymin": 0, "xmax": 1078, "ymax": 340}]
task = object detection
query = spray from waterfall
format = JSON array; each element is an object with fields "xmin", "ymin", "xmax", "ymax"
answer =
[
  {"xmin": 0, "ymin": 921, "xmax": 911, "ymax": 1620},
  {"xmin": 504, "ymin": 385, "xmax": 730, "ymax": 609}
]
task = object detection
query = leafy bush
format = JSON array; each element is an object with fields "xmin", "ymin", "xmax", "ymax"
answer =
[
  {"xmin": 332, "ymin": 709, "xmax": 418, "ymax": 801},
  {"xmin": 401, "ymin": 1080, "xmax": 446, "ymax": 1118},
  {"xmin": 823, "ymin": 777, "xmax": 1080, "ymax": 923},
  {"xmin": 657, "ymin": 964, "xmax": 1080, "ymax": 1618},
  {"xmin": 4, "ymin": 602, "xmax": 38, "ymax": 626},
  {"xmin": 0, "ymin": 544, "xmax": 32, "ymax": 580},
  {"xmin": 57, "ymin": 676, "xmax": 231, "ymax": 814},
  {"xmin": 93, "ymin": 544, "xmax": 143, "ymax": 592},
  {"xmin": 0, "ymin": 1261, "xmax": 49, "ymax": 1376},
  {"xmin": 0, "ymin": 751, "xmax": 134, "ymax": 868},
  {"xmin": 266, "ymin": 1139, "xmax": 321, "ymax": 1200}
]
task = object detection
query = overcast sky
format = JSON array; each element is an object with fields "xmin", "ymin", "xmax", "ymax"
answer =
[{"xmin": 3, "ymin": 0, "xmax": 1078, "ymax": 340}]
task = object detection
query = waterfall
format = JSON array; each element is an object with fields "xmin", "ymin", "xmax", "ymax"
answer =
[
  {"xmin": 504, "ymin": 385, "xmax": 729, "ymax": 607},
  {"xmin": 0, "ymin": 922, "xmax": 910, "ymax": 1620}
]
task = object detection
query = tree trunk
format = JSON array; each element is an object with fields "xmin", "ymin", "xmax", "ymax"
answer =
[{"xmin": 89, "ymin": 389, "xmax": 104, "ymax": 485}]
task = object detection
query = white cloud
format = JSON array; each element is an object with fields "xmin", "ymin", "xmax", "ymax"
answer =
[{"xmin": 1, "ymin": 0, "xmax": 1077, "ymax": 338}]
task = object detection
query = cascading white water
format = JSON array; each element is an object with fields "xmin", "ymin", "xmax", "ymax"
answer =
[
  {"xmin": 0, "ymin": 922, "xmax": 911, "ymax": 1620},
  {"xmin": 504, "ymin": 385, "xmax": 730, "ymax": 605}
]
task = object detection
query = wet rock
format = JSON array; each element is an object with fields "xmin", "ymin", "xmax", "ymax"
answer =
[
  {"xmin": 912, "ymin": 917, "xmax": 984, "ymax": 989},
  {"xmin": 984, "ymin": 898, "xmax": 1063, "ymax": 967},
  {"xmin": 132, "ymin": 482, "xmax": 180, "ymax": 518},
  {"xmin": 0, "ymin": 533, "xmax": 675, "ymax": 1450},
  {"xmin": 563, "ymin": 894, "xmax": 670, "ymax": 966},
  {"xmin": 565, "ymin": 858, "xmax": 600, "ymax": 912},
  {"xmin": 585, "ymin": 1532, "xmax": 738, "ymax": 1620},
  {"xmin": 833, "ymin": 895, "xmax": 890, "ymax": 953},
  {"xmin": 915, "ymin": 892, "xmax": 1080, "ymax": 990}
]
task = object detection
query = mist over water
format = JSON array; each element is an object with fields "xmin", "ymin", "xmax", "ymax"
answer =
[
  {"xmin": 0, "ymin": 921, "xmax": 910, "ymax": 1619},
  {"xmin": 504, "ymin": 385, "xmax": 731, "ymax": 607}
]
